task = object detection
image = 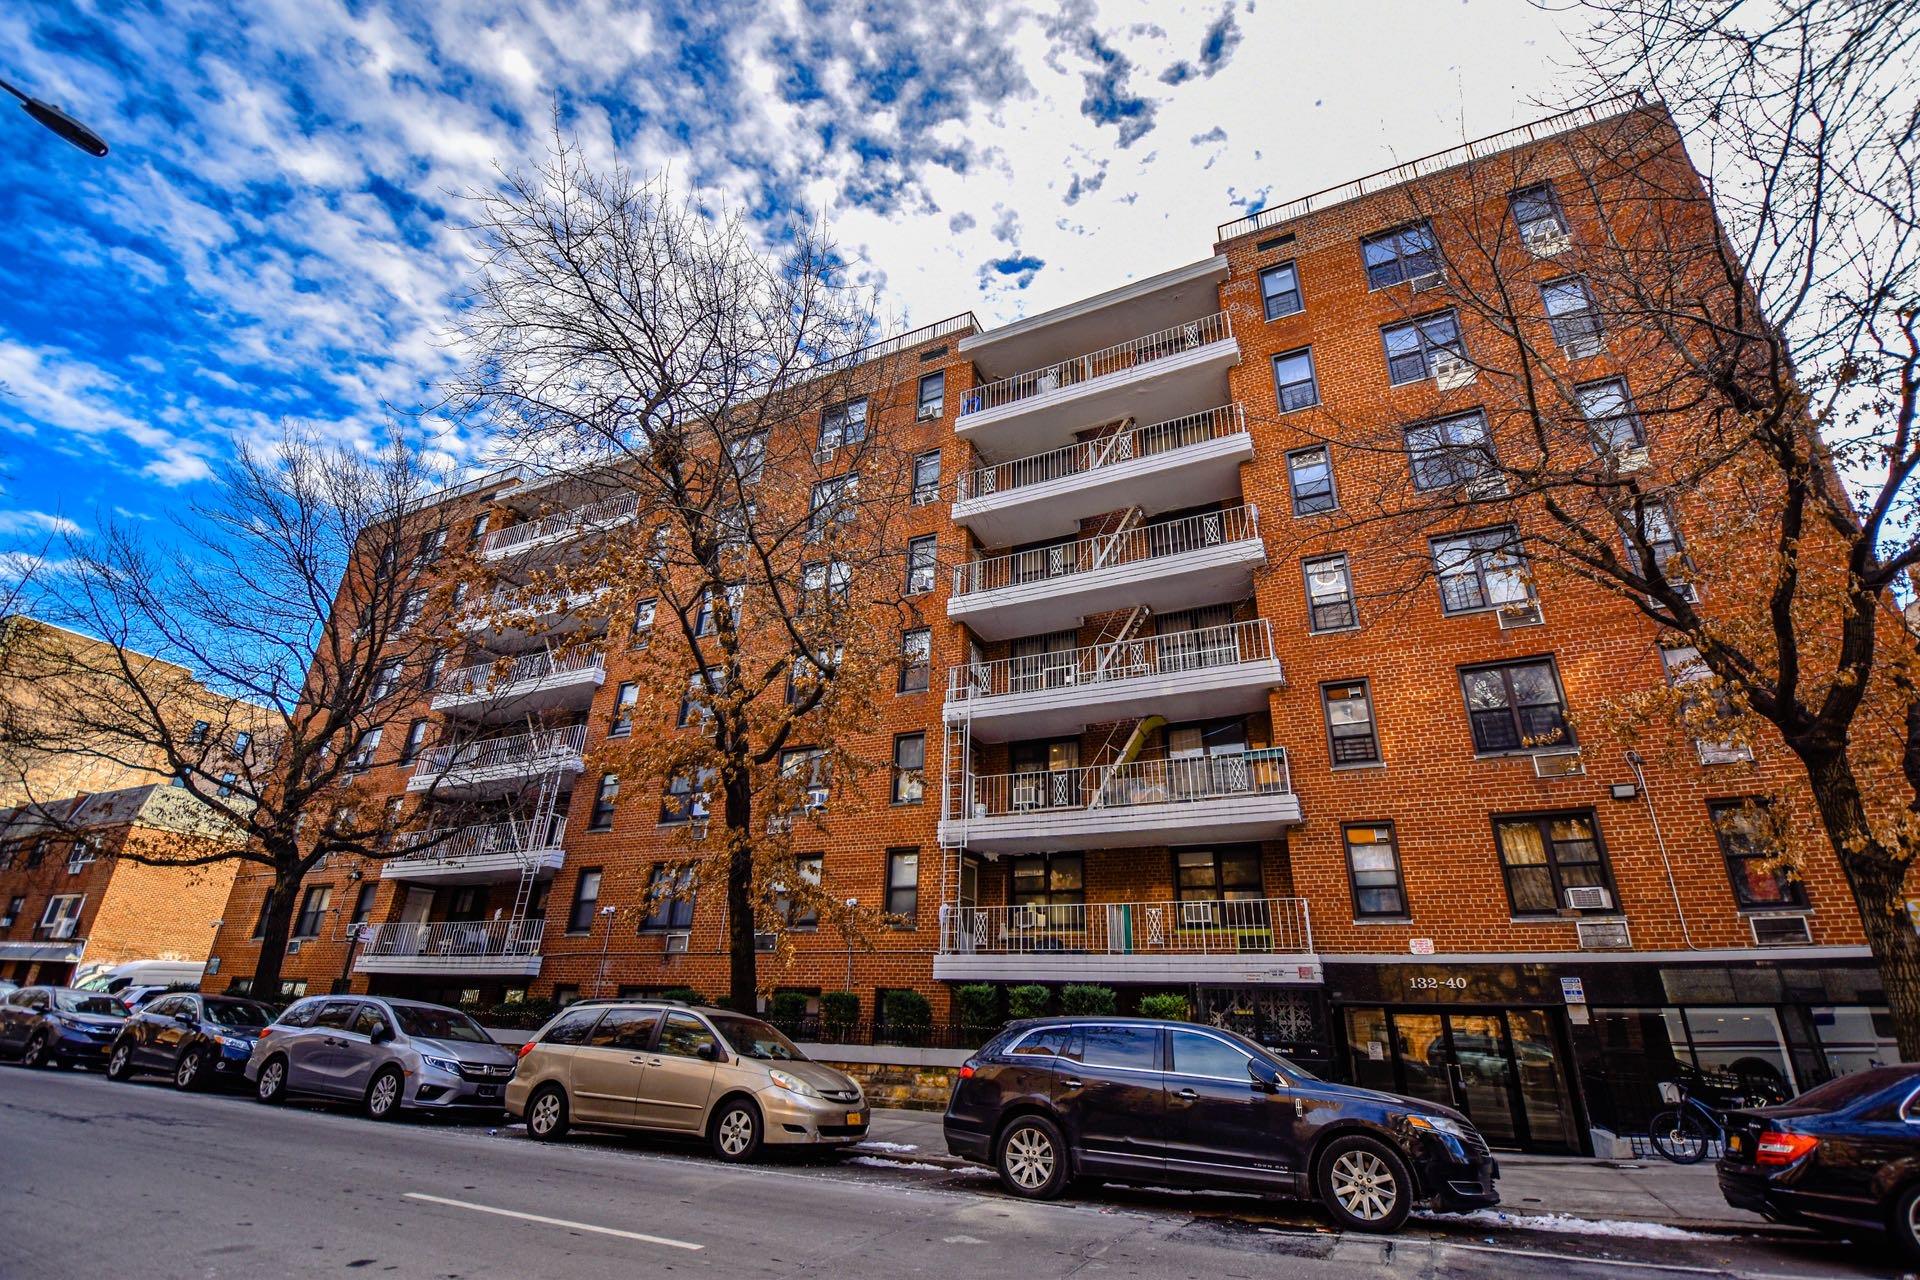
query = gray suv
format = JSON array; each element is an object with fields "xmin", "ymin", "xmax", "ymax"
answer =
[{"xmin": 245, "ymin": 995, "xmax": 518, "ymax": 1119}]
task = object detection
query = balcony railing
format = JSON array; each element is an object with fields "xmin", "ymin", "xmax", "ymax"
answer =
[
  {"xmin": 959, "ymin": 311, "xmax": 1234, "ymax": 418},
  {"xmin": 952, "ymin": 505, "xmax": 1259, "ymax": 599},
  {"xmin": 954, "ymin": 405, "xmax": 1246, "ymax": 502},
  {"xmin": 958, "ymin": 748, "xmax": 1291, "ymax": 819},
  {"xmin": 355, "ymin": 918, "xmax": 546, "ymax": 960},
  {"xmin": 940, "ymin": 896, "xmax": 1312, "ymax": 956},
  {"xmin": 436, "ymin": 649, "xmax": 605, "ymax": 699},
  {"xmin": 459, "ymin": 584, "xmax": 607, "ymax": 631},
  {"xmin": 390, "ymin": 818, "xmax": 564, "ymax": 867},
  {"xmin": 949, "ymin": 619, "xmax": 1275, "ymax": 702},
  {"xmin": 481, "ymin": 493, "xmax": 638, "ymax": 557},
  {"xmin": 411, "ymin": 724, "xmax": 588, "ymax": 781}
]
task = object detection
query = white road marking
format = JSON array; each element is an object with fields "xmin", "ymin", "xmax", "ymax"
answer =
[{"xmin": 402, "ymin": 1192, "xmax": 703, "ymax": 1250}]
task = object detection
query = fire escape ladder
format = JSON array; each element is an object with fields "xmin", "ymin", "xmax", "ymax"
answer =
[
  {"xmin": 1091, "ymin": 507, "xmax": 1144, "ymax": 571},
  {"xmin": 1088, "ymin": 714, "xmax": 1167, "ymax": 809}
]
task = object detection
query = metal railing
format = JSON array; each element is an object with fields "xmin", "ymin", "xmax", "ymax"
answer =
[
  {"xmin": 411, "ymin": 724, "xmax": 588, "ymax": 780},
  {"xmin": 459, "ymin": 584, "xmax": 607, "ymax": 629},
  {"xmin": 952, "ymin": 504, "xmax": 1259, "ymax": 598},
  {"xmin": 389, "ymin": 818, "xmax": 565, "ymax": 868},
  {"xmin": 948, "ymin": 619, "xmax": 1276, "ymax": 701},
  {"xmin": 958, "ymin": 747, "xmax": 1291, "ymax": 819},
  {"xmin": 1217, "ymin": 95, "xmax": 1648, "ymax": 242},
  {"xmin": 954, "ymin": 405, "xmax": 1245, "ymax": 502},
  {"xmin": 436, "ymin": 649, "xmax": 604, "ymax": 699},
  {"xmin": 356, "ymin": 918, "xmax": 546, "ymax": 960},
  {"xmin": 939, "ymin": 896, "xmax": 1312, "ymax": 956},
  {"xmin": 480, "ymin": 492, "xmax": 638, "ymax": 556},
  {"xmin": 959, "ymin": 311, "xmax": 1234, "ymax": 417}
]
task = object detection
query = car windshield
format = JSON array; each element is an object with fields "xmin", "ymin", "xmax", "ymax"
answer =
[
  {"xmin": 203, "ymin": 998, "xmax": 271, "ymax": 1029},
  {"xmin": 54, "ymin": 991, "xmax": 125, "ymax": 1016},
  {"xmin": 1786, "ymin": 1068, "xmax": 1907, "ymax": 1113},
  {"xmin": 393, "ymin": 1005, "xmax": 490, "ymax": 1044},
  {"xmin": 710, "ymin": 1015, "xmax": 804, "ymax": 1061}
]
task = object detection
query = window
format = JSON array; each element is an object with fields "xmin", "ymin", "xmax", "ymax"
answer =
[
  {"xmin": 819, "ymin": 398, "xmax": 868, "ymax": 450},
  {"xmin": 65, "ymin": 841, "xmax": 95, "ymax": 872},
  {"xmin": 347, "ymin": 727, "xmax": 381, "ymax": 773},
  {"xmin": 1543, "ymin": 277, "xmax": 1603, "ymax": 352},
  {"xmin": 372, "ymin": 658, "xmax": 403, "ymax": 701},
  {"xmin": 808, "ymin": 475, "xmax": 857, "ymax": 540},
  {"xmin": 588, "ymin": 1008, "xmax": 662, "ymax": 1051},
  {"xmin": 588, "ymin": 775, "xmax": 619, "ymax": 831},
  {"xmin": 728, "ymin": 430, "xmax": 768, "ymax": 485},
  {"xmin": 399, "ymin": 719, "xmax": 429, "ymax": 764},
  {"xmin": 425, "ymin": 651, "xmax": 447, "ymax": 688},
  {"xmin": 891, "ymin": 733, "xmax": 925, "ymax": 804},
  {"xmin": 657, "ymin": 1010, "xmax": 717, "ymax": 1059},
  {"xmin": 1344, "ymin": 823, "xmax": 1407, "ymax": 917},
  {"xmin": 1361, "ymin": 221, "xmax": 1440, "ymax": 289},
  {"xmin": 1493, "ymin": 812, "xmax": 1613, "ymax": 915},
  {"xmin": 39, "ymin": 894, "xmax": 85, "ymax": 937},
  {"xmin": 1303, "ymin": 555, "xmax": 1357, "ymax": 631},
  {"xmin": 188, "ymin": 720, "xmax": 210, "ymax": 745},
  {"xmin": 4, "ymin": 895, "xmax": 22, "ymax": 925},
  {"xmin": 917, "ymin": 373, "xmax": 945, "ymax": 422},
  {"xmin": 1322, "ymin": 681, "xmax": 1380, "ymax": 765},
  {"xmin": 1709, "ymin": 800, "xmax": 1806, "ymax": 909},
  {"xmin": 659, "ymin": 770, "xmax": 713, "ymax": 824},
  {"xmin": 885, "ymin": 849, "xmax": 919, "ymax": 923},
  {"xmin": 1169, "ymin": 1028, "xmax": 1253, "ymax": 1079},
  {"xmin": 1460, "ymin": 658, "xmax": 1572, "ymax": 754},
  {"xmin": 609, "ymin": 683, "xmax": 638, "ymax": 737},
  {"xmin": 1577, "ymin": 378, "xmax": 1643, "ymax": 453},
  {"xmin": 1173, "ymin": 847, "xmax": 1261, "ymax": 902},
  {"xmin": 695, "ymin": 583, "xmax": 743, "ymax": 636},
  {"xmin": 470, "ymin": 511, "xmax": 492, "ymax": 542},
  {"xmin": 1271, "ymin": 348, "xmax": 1319, "ymax": 413},
  {"xmin": 1284, "ymin": 446, "xmax": 1335, "ymax": 515},
  {"xmin": 399, "ymin": 590, "xmax": 428, "ymax": 631},
  {"xmin": 417, "ymin": 527, "xmax": 447, "ymax": 563},
  {"xmin": 1510, "ymin": 184, "xmax": 1567, "ymax": 240},
  {"xmin": 1080, "ymin": 1024, "xmax": 1158, "ymax": 1070},
  {"xmin": 349, "ymin": 882, "xmax": 377, "ymax": 925},
  {"xmin": 1431, "ymin": 526, "xmax": 1532, "ymax": 614},
  {"xmin": 216, "ymin": 771, "xmax": 238, "ymax": 798},
  {"xmin": 1662, "ymin": 644, "xmax": 1748, "ymax": 762},
  {"xmin": 232, "ymin": 731, "xmax": 252, "ymax": 756},
  {"xmin": 775, "ymin": 854, "xmax": 823, "ymax": 927},
  {"xmin": 631, "ymin": 598, "xmax": 656, "ymax": 648},
  {"xmin": 780, "ymin": 747, "xmax": 831, "ymax": 811},
  {"xmin": 1012, "ymin": 852, "xmax": 1085, "ymax": 911},
  {"xmin": 787, "ymin": 646, "xmax": 837, "ymax": 708},
  {"xmin": 566, "ymin": 868, "xmax": 603, "ymax": 933},
  {"xmin": 641, "ymin": 863, "xmax": 696, "ymax": 930},
  {"xmin": 1622, "ymin": 501, "xmax": 1688, "ymax": 586},
  {"xmin": 1405, "ymin": 410, "xmax": 1497, "ymax": 491},
  {"xmin": 1260, "ymin": 261, "xmax": 1302, "ymax": 319},
  {"xmin": 801, "ymin": 559, "xmax": 852, "ymax": 611},
  {"xmin": 678, "ymin": 668, "xmax": 722, "ymax": 727},
  {"xmin": 1382, "ymin": 311, "xmax": 1464, "ymax": 384},
  {"xmin": 898, "ymin": 628, "xmax": 931, "ymax": 693},
  {"xmin": 912, "ymin": 449, "xmax": 941, "ymax": 503},
  {"xmin": 905, "ymin": 536, "xmax": 937, "ymax": 595},
  {"xmin": 292, "ymin": 886, "xmax": 332, "ymax": 939}
]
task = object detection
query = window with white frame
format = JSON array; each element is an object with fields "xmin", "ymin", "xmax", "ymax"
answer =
[{"xmin": 39, "ymin": 894, "xmax": 85, "ymax": 938}]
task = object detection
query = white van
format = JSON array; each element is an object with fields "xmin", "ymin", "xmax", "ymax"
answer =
[{"xmin": 76, "ymin": 960, "xmax": 204, "ymax": 996}]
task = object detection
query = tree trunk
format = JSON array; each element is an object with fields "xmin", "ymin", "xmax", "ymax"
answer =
[
  {"xmin": 724, "ymin": 768, "xmax": 758, "ymax": 1011},
  {"xmin": 1803, "ymin": 752, "xmax": 1920, "ymax": 1061},
  {"xmin": 249, "ymin": 859, "xmax": 302, "ymax": 1001}
]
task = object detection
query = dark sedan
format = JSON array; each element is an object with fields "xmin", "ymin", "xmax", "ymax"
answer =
[
  {"xmin": 1719, "ymin": 1065, "xmax": 1920, "ymax": 1260},
  {"xmin": 107, "ymin": 992, "xmax": 275, "ymax": 1090},
  {"xmin": 945, "ymin": 1016, "xmax": 1498, "ymax": 1232},
  {"xmin": 0, "ymin": 985, "xmax": 129, "ymax": 1068}
]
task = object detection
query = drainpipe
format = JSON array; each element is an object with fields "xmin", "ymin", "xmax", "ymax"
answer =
[{"xmin": 1625, "ymin": 750, "xmax": 1703, "ymax": 950}]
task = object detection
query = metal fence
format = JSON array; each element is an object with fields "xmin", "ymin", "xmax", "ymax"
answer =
[
  {"xmin": 939, "ymin": 897, "xmax": 1313, "ymax": 956},
  {"xmin": 954, "ymin": 404, "xmax": 1245, "ymax": 502},
  {"xmin": 436, "ymin": 648, "xmax": 605, "ymax": 699},
  {"xmin": 411, "ymin": 724, "xmax": 588, "ymax": 780},
  {"xmin": 959, "ymin": 311, "xmax": 1233, "ymax": 417},
  {"xmin": 959, "ymin": 747, "xmax": 1292, "ymax": 819},
  {"xmin": 480, "ymin": 492, "xmax": 638, "ymax": 557},
  {"xmin": 356, "ymin": 918, "xmax": 547, "ymax": 959},
  {"xmin": 951, "ymin": 505, "xmax": 1259, "ymax": 598},
  {"xmin": 947, "ymin": 619, "xmax": 1275, "ymax": 702}
]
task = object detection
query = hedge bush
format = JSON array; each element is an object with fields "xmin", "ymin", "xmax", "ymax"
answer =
[
  {"xmin": 953, "ymin": 983, "xmax": 1001, "ymax": 1030},
  {"xmin": 657, "ymin": 986, "xmax": 706, "ymax": 1005},
  {"xmin": 1136, "ymin": 993, "xmax": 1190, "ymax": 1021},
  {"xmin": 1007, "ymin": 984, "xmax": 1051, "ymax": 1019},
  {"xmin": 821, "ymin": 990, "xmax": 861, "ymax": 1038},
  {"xmin": 1059, "ymin": 984, "xmax": 1117, "ymax": 1016},
  {"xmin": 881, "ymin": 989, "xmax": 933, "ymax": 1044},
  {"xmin": 769, "ymin": 992, "xmax": 811, "ymax": 1023}
]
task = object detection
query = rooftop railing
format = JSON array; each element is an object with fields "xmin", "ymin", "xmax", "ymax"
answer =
[
  {"xmin": 947, "ymin": 619, "xmax": 1276, "ymax": 702},
  {"xmin": 954, "ymin": 404, "xmax": 1245, "ymax": 503},
  {"xmin": 959, "ymin": 311, "xmax": 1233, "ymax": 418},
  {"xmin": 951, "ymin": 504, "xmax": 1259, "ymax": 599}
]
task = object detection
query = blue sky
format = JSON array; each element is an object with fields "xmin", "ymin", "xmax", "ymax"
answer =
[{"xmin": 0, "ymin": 0, "xmax": 1582, "ymax": 569}]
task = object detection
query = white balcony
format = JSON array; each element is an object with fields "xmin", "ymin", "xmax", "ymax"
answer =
[
  {"xmin": 480, "ymin": 493, "xmax": 638, "ymax": 562},
  {"xmin": 407, "ymin": 725, "xmax": 587, "ymax": 796},
  {"xmin": 952, "ymin": 405, "xmax": 1251, "ymax": 546},
  {"xmin": 381, "ymin": 820, "xmax": 567, "ymax": 885},
  {"xmin": 948, "ymin": 506, "xmax": 1265, "ymax": 641},
  {"xmin": 430, "ymin": 650, "xmax": 606, "ymax": 721},
  {"xmin": 957, "ymin": 311, "xmax": 1239, "ymax": 461},
  {"xmin": 946, "ymin": 619, "xmax": 1282, "ymax": 742},
  {"xmin": 457, "ymin": 585, "xmax": 609, "ymax": 648},
  {"xmin": 934, "ymin": 897, "xmax": 1319, "ymax": 984},
  {"xmin": 939, "ymin": 748, "xmax": 1299, "ymax": 855},
  {"xmin": 353, "ymin": 919, "xmax": 545, "ymax": 977}
]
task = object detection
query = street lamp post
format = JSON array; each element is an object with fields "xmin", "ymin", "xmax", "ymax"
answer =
[{"xmin": 0, "ymin": 74, "xmax": 109, "ymax": 157}]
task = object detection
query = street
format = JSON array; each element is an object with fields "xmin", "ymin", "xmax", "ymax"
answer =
[{"xmin": 0, "ymin": 1068, "xmax": 1902, "ymax": 1280}]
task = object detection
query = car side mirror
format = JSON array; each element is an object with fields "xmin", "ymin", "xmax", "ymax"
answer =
[
  {"xmin": 1248, "ymin": 1058, "xmax": 1283, "ymax": 1093},
  {"xmin": 370, "ymin": 1025, "xmax": 394, "ymax": 1044},
  {"xmin": 174, "ymin": 1010, "xmax": 196, "ymax": 1024},
  {"xmin": 696, "ymin": 1043, "xmax": 718, "ymax": 1062}
]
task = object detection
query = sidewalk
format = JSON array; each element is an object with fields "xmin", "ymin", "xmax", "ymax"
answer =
[{"xmin": 851, "ymin": 1110, "xmax": 1784, "ymax": 1236}]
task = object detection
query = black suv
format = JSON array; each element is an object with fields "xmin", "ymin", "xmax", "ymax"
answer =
[{"xmin": 945, "ymin": 1017, "xmax": 1498, "ymax": 1232}]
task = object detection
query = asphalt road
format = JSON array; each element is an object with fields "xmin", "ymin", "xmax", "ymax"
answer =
[{"xmin": 0, "ymin": 1065, "xmax": 1903, "ymax": 1280}]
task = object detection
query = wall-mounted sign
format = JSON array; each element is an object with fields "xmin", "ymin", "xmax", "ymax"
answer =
[
  {"xmin": 1409, "ymin": 938, "xmax": 1435, "ymax": 955},
  {"xmin": 1560, "ymin": 976, "xmax": 1586, "ymax": 1005}
]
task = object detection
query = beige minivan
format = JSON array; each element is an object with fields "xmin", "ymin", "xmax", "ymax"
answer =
[{"xmin": 506, "ymin": 1001, "xmax": 869, "ymax": 1160}]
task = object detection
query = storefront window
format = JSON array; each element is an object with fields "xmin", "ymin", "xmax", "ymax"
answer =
[
  {"xmin": 1577, "ymin": 1007, "xmax": 1693, "ymax": 1135},
  {"xmin": 1813, "ymin": 1006, "xmax": 1897, "ymax": 1077},
  {"xmin": 1682, "ymin": 1006, "xmax": 1796, "ymax": 1099}
]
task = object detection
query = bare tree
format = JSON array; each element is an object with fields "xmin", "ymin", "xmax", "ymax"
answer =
[{"xmin": 454, "ymin": 143, "xmax": 933, "ymax": 1008}]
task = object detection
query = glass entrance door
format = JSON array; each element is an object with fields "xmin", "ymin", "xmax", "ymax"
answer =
[{"xmin": 1447, "ymin": 1013, "xmax": 1520, "ymax": 1147}]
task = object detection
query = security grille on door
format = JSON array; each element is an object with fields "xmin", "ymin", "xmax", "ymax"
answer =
[
  {"xmin": 1575, "ymin": 918, "xmax": 1632, "ymax": 950},
  {"xmin": 1563, "ymin": 885, "xmax": 1614, "ymax": 911},
  {"xmin": 1749, "ymin": 914, "xmax": 1813, "ymax": 947}
]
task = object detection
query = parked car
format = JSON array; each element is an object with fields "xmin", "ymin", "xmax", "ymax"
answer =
[
  {"xmin": 507, "ymin": 1000, "xmax": 868, "ymax": 1160},
  {"xmin": 106, "ymin": 991, "xmax": 275, "ymax": 1090},
  {"xmin": 944, "ymin": 1016, "xmax": 1499, "ymax": 1233},
  {"xmin": 116, "ymin": 984, "xmax": 185, "ymax": 1012},
  {"xmin": 245, "ymin": 995, "xmax": 518, "ymax": 1119},
  {"xmin": 1718, "ymin": 1065, "xmax": 1920, "ymax": 1260},
  {"xmin": 75, "ymin": 960, "xmax": 205, "ymax": 997},
  {"xmin": 0, "ymin": 985, "xmax": 130, "ymax": 1068}
]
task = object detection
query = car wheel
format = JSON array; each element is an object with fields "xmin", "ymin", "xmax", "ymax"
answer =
[
  {"xmin": 255, "ymin": 1055, "xmax": 288, "ymax": 1104},
  {"xmin": 996, "ymin": 1114, "xmax": 1071, "ymax": 1200},
  {"xmin": 365, "ymin": 1068, "xmax": 405, "ymax": 1120},
  {"xmin": 1891, "ymin": 1183, "xmax": 1920, "ymax": 1264},
  {"xmin": 174, "ymin": 1049, "xmax": 205, "ymax": 1091},
  {"xmin": 1318, "ymin": 1135, "xmax": 1413, "ymax": 1233},
  {"xmin": 21, "ymin": 1033, "xmax": 50, "ymax": 1069},
  {"xmin": 106, "ymin": 1040, "xmax": 135, "ymax": 1081},
  {"xmin": 710, "ymin": 1098, "xmax": 763, "ymax": 1163},
  {"xmin": 1647, "ymin": 1109, "xmax": 1710, "ymax": 1164},
  {"xmin": 525, "ymin": 1085, "xmax": 569, "ymax": 1141}
]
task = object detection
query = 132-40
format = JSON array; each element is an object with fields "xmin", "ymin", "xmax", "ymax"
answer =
[{"xmin": 1408, "ymin": 975, "xmax": 1469, "ymax": 991}]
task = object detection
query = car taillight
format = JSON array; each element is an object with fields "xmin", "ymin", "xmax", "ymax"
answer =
[
  {"xmin": 958, "ymin": 1064, "xmax": 974, "ymax": 1079},
  {"xmin": 257, "ymin": 1027, "xmax": 272, "ymax": 1038},
  {"xmin": 516, "ymin": 1040, "xmax": 536, "ymax": 1058},
  {"xmin": 1755, "ymin": 1131, "xmax": 1819, "ymax": 1165}
]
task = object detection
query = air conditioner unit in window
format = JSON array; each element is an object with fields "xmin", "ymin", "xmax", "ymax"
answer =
[
  {"xmin": 1464, "ymin": 474, "xmax": 1509, "ymax": 501},
  {"xmin": 1608, "ymin": 445, "xmax": 1650, "ymax": 474},
  {"xmin": 754, "ymin": 931, "xmax": 777, "ymax": 953},
  {"xmin": 286, "ymin": 938, "xmax": 303, "ymax": 955},
  {"xmin": 1013, "ymin": 906, "xmax": 1044, "ymax": 930},
  {"xmin": 1012, "ymin": 784, "xmax": 1041, "ymax": 811},
  {"xmin": 1695, "ymin": 739, "xmax": 1754, "ymax": 766},
  {"xmin": 1431, "ymin": 356, "xmax": 1477, "ymax": 391},
  {"xmin": 1750, "ymin": 914, "xmax": 1812, "ymax": 947},
  {"xmin": 812, "ymin": 446, "xmax": 838, "ymax": 466},
  {"xmin": 1565, "ymin": 335, "xmax": 1607, "ymax": 360},
  {"xmin": 663, "ymin": 931, "xmax": 690, "ymax": 955},
  {"xmin": 1533, "ymin": 749, "xmax": 1585, "ymax": 779},
  {"xmin": 1496, "ymin": 599, "xmax": 1545, "ymax": 629},
  {"xmin": 1576, "ymin": 918, "xmax": 1632, "ymax": 950},
  {"xmin": 1524, "ymin": 227, "xmax": 1572, "ymax": 258},
  {"xmin": 1564, "ymin": 885, "xmax": 1614, "ymax": 911},
  {"xmin": 1410, "ymin": 269, "xmax": 1446, "ymax": 292},
  {"xmin": 1180, "ymin": 902, "xmax": 1218, "ymax": 926}
]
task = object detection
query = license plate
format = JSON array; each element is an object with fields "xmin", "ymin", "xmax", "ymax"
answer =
[
  {"xmin": 477, "ymin": 1085, "xmax": 499, "ymax": 1099},
  {"xmin": 846, "ymin": 1111, "xmax": 865, "ymax": 1126},
  {"xmin": 1728, "ymin": 1135, "xmax": 1744, "ymax": 1154}
]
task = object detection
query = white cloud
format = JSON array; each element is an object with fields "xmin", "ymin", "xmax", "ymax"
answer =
[{"xmin": 0, "ymin": 510, "xmax": 81, "ymax": 537}]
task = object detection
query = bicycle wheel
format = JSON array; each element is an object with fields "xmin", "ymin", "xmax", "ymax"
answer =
[{"xmin": 1648, "ymin": 1109, "xmax": 1710, "ymax": 1163}]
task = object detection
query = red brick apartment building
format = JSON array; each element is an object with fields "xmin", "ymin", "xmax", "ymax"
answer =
[{"xmin": 206, "ymin": 100, "xmax": 1895, "ymax": 1153}]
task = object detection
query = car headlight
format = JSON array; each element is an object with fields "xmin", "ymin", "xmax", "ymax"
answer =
[
  {"xmin": 211, "ymin": 1033, "xmax": 252, "ymax": 1051},
  {"xmin": 419, "ymin": 1053, "xmax": 462, "ymax": 1075},
  {"xmin": 767, "ymin": 1069, "xmax": 821, "ymax": 1099},
  {"xmin": 1405, "ymin": 1113, "xmax": 1469, "ymax": 1139}
]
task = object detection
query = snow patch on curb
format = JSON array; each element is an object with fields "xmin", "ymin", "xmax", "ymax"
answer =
[
  {"xmin": 1420, "ymin": 1209, "xmax": 1710, "ymax": 1240},
  {"xmin": 849, "ymin": 1156, "xmax": 978, "ymax": 1174},
  {"xmin": 852, "ymin": 1141, "xmax": 920, "ymax": 1153}
]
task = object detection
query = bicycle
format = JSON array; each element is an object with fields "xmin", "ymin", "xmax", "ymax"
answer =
[{"xmin": 1646, "ymin": 1080, "xmax": 1728, "ymax": 1163}]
